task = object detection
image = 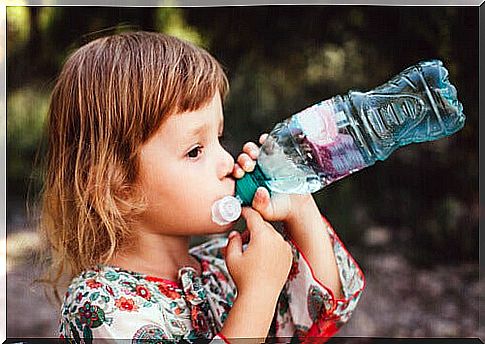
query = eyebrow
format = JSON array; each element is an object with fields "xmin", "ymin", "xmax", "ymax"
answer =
[
  {"xmin": 187, "ymin": 123, "xmax": 208, "ymax": 139},
  {"xmin": 186, "ymin": 117, "xmax": 224, "ymax": 139}
]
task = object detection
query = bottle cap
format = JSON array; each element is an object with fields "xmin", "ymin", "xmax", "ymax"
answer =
[
  {"xmin": 235, "ymin": 163, "xmax": 270, "ymax": 206},
  {"xmin": 211, "ymin": 196, "xmax": 242, "ymax": 226}
]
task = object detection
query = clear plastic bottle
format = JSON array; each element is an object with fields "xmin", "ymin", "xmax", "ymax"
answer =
[{"xmin": 211, "ymin": 59, "xmax": 465, "ymax": 225}]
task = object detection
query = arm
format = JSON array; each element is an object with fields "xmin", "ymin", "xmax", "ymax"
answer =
[
  {"xmin": 284, "ymin": 194, "xmax": 343, "ymax": 299},
  {"xmin": 234, "ymin": 137, "xmax": 364, "ymax": 341},
  {"xmin": 218, "ymin": 288, "xmax": 279, "ymax": 342},
  {"xmin": 220, "ymin": 207, "xmax": 294, "ymax": 343}
]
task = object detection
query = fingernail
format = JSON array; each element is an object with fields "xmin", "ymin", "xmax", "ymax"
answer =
[
  {"xmin": 251, "ymin": 148, "xmax": 259, "ymax": 157},
  {"xmin": 228, "ymin": 231, "xmax": 237, "ymax": 239},
  {"xmin": 244, "ymin": 160, "xmax": 254, "ymax": 170}
]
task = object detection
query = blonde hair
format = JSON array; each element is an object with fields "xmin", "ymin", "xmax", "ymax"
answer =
[{"xmin": 36, "ymin": 31, "xmax": 229, "ymax": 303}]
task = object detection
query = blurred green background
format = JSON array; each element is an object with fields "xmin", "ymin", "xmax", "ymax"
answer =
[{"xmin": 6, "ymin": 6, "xmax": 478, "ymax": 267}]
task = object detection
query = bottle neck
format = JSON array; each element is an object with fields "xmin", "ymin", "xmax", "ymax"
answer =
[{"xmin": 235, "ymin": 163, "xmax": 270, "ymax": 206}]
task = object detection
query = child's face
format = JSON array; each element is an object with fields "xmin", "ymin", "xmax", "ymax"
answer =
[{"xmin": 135, "ymin": 93, "xmax": 236, "ymax": 236}]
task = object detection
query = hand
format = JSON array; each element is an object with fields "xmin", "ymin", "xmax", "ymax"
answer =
[
  {"xmin": 233, "ymin": 133, "xmax": 315, "ymax": 223},
  {"xmin": 224, "ymin": 207, "xmax": 293, "ymax": 298}
]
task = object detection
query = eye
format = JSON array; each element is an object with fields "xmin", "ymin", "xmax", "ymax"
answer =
[{"xmin": 187, "ymin": 145, "xmax": 203, "ymax": 159}]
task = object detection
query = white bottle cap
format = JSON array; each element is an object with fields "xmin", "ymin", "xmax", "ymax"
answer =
[{"xmin": 211, "ymin": 196, "xmax": 242, "ymax": 226}]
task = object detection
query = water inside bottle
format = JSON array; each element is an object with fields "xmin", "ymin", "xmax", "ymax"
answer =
[
  {"xmin": 349, "ymin": 59, "xmax": 465, "ymax": 160},
  {"xmin": 257, "ymin": 129, "xmax": 321, "ymax": 194},
  {"xmin": 258, "ymin": 99, "xmax": 368, "ymax": 193}
]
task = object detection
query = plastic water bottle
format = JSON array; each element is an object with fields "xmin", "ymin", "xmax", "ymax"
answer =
[{"xmin": 211, "ymin": 59, "xmax": 465, "ymax": 225}]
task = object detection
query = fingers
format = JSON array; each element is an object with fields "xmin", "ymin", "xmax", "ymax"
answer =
[
  {"xmin": 259, "ymin": 133, "xmax": 269, "ymax": 145},
  {"xmin": 232, "ymin": 163, "xmax": 245, "ymax": 179},
  {"xmin": 242, "ymin": 142, "xmax": 260, "ymax": 159},
  {"xmin": 237, "ymin": 153, "xmax": 256, "ymax": 172},
  {"xmin": 232, "ymin": 136, "xmax": 267, "ymax": 179},
  {"xmin": 224, "ymin": 230, "xmax": 243, "ymax": 261},
  {"xmin": 251, "ymin": 187, "xmax": 271, "ymax": 213},
  {"xmin": 241, "ymin": 207, "xmax": 266, "ymax": 236}
]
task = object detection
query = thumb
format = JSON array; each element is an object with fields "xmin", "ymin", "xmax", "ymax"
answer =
[{"xmin": 224, "ymin": 231, "xmax": 243, "ymax": 263}]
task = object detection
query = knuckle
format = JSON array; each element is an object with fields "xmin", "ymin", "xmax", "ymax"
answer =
[
  {"xmin": 259, "ymin": 134, "xmax": 269, "ymax": 144},
  {"xmin": 243, "ymin": 142, "xmax": 255, "ymax": 151},
  {"xmin": 239, "ymin": 155, "xmax": 254, "ymax": 169},
  {"xmin": 270, "ymin": 232, "xmax": 281, "ymax": 242},
  {"xmin": 235, "ymin": 165, "xmax": 244, "ymax": 175},
  {"xmin": 236, "ymin": 155, "xmax": 246, "ymax": 164}
]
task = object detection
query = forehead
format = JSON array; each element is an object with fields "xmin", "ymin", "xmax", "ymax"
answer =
[
  {"xmin": 152, "ymin": 93, "xmax": 224, "ymax": 146},
  {"xmin": 161, "ymin": 93, "xmax": 223, "ymax": 135}
]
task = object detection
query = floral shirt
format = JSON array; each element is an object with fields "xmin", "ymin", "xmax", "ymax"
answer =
[{"xmin": 59, "ymin": 216, "xmax": 365, "ymax": 343}]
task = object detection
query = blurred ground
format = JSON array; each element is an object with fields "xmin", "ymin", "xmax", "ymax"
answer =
[{"xmin": 4, "ymin": 225, "xmax": 484, "ymax": 339}]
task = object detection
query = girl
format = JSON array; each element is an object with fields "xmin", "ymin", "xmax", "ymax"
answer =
[{"xmin": 39, "ymin": 31, "xmax": 365, "ymax": 343}]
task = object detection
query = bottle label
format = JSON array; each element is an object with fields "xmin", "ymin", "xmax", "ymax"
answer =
[
  {"xmin": 292, "ymin": 98, "xmax": 367, "ymax": 185},
  {"xmin": 294, "ymin": 100, "xmax": 338, "ymax": 145}
]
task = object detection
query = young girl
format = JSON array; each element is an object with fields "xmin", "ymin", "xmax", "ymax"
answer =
[{"xmin": 39, "ymin": 31, "xmax": 365, "ymax": 343}]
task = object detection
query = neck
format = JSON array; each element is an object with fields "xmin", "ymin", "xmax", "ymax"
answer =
[{"xmin": 108, "ymin": 230, "xmax": 201, "ymax": 282}]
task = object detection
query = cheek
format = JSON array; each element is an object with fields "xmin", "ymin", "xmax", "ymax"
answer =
[{"xmin": 143, "ymin": 166, "xmax": 213, "ymax": 215}]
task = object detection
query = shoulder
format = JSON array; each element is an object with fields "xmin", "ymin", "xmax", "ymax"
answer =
[
  {"xmin": 63, "ymin": 266, "xmax": 145, "ymax": 304},
  {"xmin": 62, "ymin": 265, "xmax": 179, "ymax": 312},
  {"xmin": 60, "ymin": 267, "xmax": 118, "ymax": 336},
  {"xmin": 61, "ymin": 267, "xmax": 117, "ymax": 321},
  {"xmin": 59, "ymin": 266, "xmax": 175, "ymax": 338}
]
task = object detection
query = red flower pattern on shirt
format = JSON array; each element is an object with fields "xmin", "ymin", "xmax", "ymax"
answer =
[
  {"xmin": 115, "ymin": 296, "xmax": 138, "ymax": 312},
  {"xmin": 158, "ymin": 283, "xmax": 181, "ymax": 299},
  {"xmin": 136, "ymin": 285, "xmax": 151, "ymax": 300},
  {"xmin": 86, "ymin": 279, "xmax": 103, "ymax": 289}
]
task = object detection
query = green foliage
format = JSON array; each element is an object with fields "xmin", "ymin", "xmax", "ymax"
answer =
[
  {"xmin": 7, "ymin": 7, "xmax": 30, "ymax": 47},
  {"xmin": 156, "ymin": 7, "xmax": 207, "ymax": 47},
  {"xmin": 7, "ymin": 86, "xmax": 49, "ymax": 199}
]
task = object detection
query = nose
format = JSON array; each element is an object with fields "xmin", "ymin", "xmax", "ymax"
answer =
[{"xmin": 217, "ymin": 144, "xmax": 235, "ymax": 180}]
